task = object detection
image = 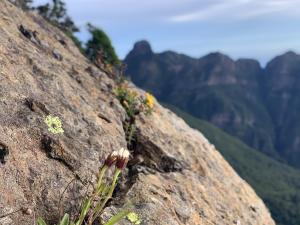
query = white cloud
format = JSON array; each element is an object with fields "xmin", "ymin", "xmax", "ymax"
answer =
[
  {"xmin": 238, "ymin": 0, "xmax": 298, "ymax": 19},
  {"xmin": 168, "ymin": 0, "xmax": 300, "ymax": 23},
  {"xmin": 168, "ymin": 1, "xmax": 242, "ymax": 22}
]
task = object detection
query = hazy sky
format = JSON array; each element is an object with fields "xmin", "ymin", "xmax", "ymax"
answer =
[{"xmin": 34, "ymin": 0, "xmax": 300, "ymax": 65}]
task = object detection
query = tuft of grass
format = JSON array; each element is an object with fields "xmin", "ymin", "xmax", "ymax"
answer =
[{"xmin": 37, "ymin": 148, "xmax": 140, "ymax": 225}]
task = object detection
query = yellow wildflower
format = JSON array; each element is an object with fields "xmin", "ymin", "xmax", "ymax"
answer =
[
  {"xmin": 127, "ymin": 212, "xmax": 141, "ymax": 225},
  {"xmin": 145, "ymin": 92, "xmax": 155, "ymax": 109},
  {"xmin": 44, "ymin": 115, "xmax": 64, "ymax": 135}
]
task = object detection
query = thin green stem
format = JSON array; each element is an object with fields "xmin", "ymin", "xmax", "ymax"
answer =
[
  {"xmin": 96, "ymin": 165, "xmax": 108, "ymax": 189},
  {"xmin": 76, "ymin": 166, "xmax": 107, "ymax": 225},
  {"xmin": 89, "ymin": 169, "xmax": 121, "ymax": 225},
  {"xmin": 103, "ymin": 208, "xmax": 131, "ymax": 225},
  {"xmin": 76, "ymin": 198, "xmax": 91, "ymax": 225}
]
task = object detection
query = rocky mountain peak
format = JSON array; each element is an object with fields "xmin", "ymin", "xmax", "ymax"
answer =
[
  {"xmin": 201, "ymin": 52, "xmax": 234, "ymax": 65},
  {"xmin": 132, "ymin": 40, "xmax": 153, "ymax": 55},
  {"xmin": 282, "ymin": 50, "xmax": 298, "ymax": 57},
  {"xmin": 266, "ymin": 50, "xmax": 299, "ymax": 68}
]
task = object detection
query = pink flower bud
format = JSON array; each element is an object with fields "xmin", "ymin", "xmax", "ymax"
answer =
[{"xmin": 104, "ymin": 151, "xmax": 118, "ymax": 167}]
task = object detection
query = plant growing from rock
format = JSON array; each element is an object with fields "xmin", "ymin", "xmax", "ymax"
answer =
[
  {"xmin": 35, "ymin": 0, "xmax": 83, "ymax": 52},
  {"xmin": 85, "ymin": 23, "xmax": 120, "ymax": 67},
  {"xmin": 115, "ymin": 85, "xmax": 140, "ymax": 119},
  {"xmin": 115, "ymin": 84, "xmax": 155, "ymax": 149},
  {"xmin": 36, "ymin": 0, "xmax": 79, "ymax": 33},
  {"xmin": 115, "ymin": 85, "xmax": 155, "ymax": 118},
  {"xmin": 37, "ymin": 148, "xmax": 136, "ymax": 225},
  {"xmin": 142, "ymin": 92, "xmax": 155, "ymax": 115},
  {"xmin": 115, "ymin": 85, "xmax": 139, "ymax": 149},
  {"xmin": 9, "ymin": 0, "xmax": 33, "ymax": 10}
]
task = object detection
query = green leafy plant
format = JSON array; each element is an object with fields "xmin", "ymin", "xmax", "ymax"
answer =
[
  {"xmin": 115, "ymin": 84, "xmax": 155, "ymax": 149},
  {"xmin": 37, "ymin": 148, "xmax": 139, "ymax": 225},
  {"xmin": 115, "ymin": 85, "xmax": 140, "ymax": 119},
  {"xmin": 85, "ymin": 23, "xmax": 120, "ymax": 66},
  {"xmin": 36, "ymin": 0, "xmax": 78, "ymax": 33},
  {"xmin": 10, "ymin": 0, "xmax": 33, "ymax": 10},
  {"xmin": 35, "ymin": 0, "xmax": 83, "ymax": 51},
  {"xmin": 115, "ymin": 85, "xmax": 155, "ymax": 117}
]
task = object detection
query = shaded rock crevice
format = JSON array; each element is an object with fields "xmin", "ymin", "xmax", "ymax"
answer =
[
  {"xmin": 132, "ymin": 129, "xmax": 185, "ymax": 173},
  {"xmin": 25, "ymin": 97, "xmax": 50, "ymax": 115},
  {"xmin": 0, "ymin": 142, "xmax": 9, "ymax": 164},
  {"xmin": 40, "ymin": 135, "xmax": 82, "ymax": 182},
  {"xmin": 113, "ymin": 119, "xmax": 187, "ymax": 207}
]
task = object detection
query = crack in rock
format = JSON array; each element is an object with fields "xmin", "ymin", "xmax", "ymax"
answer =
[
  {"xmin": 0, "ymin": 143, "xmax": 9, "ymax": 164},
  {"xmin": 40, "ymin": 135, "xmax": 81, "ymax": 181},
  {"xmin": 25, "ymin": 98, "xmax": 49, "ymax": 115},
  {"xmin": 133, "ymin": 131, "xmax": 186, "ymax": 173}
]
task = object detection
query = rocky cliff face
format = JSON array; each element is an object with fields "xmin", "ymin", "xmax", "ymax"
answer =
[
  {"xmin": 0, "ymin": 2, "xmax": 274, "ymax": 225},
  {"xmin": 264, "ymin": 51, "xmax": 300, "ymax": 167}
]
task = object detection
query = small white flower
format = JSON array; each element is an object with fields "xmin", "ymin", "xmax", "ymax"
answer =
[{"xmin": 116, "ymin": 148, "xmax": 130, "ymax": 170}]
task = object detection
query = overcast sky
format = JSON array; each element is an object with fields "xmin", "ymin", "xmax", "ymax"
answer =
[{"xmin": 34, "ymin": 0, "xmax": 300, "ymax": 65}]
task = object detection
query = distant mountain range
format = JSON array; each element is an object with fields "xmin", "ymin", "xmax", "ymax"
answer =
[{"xmin": 125, "ymin": 40, "xmax": 300, "ymax": 169}]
